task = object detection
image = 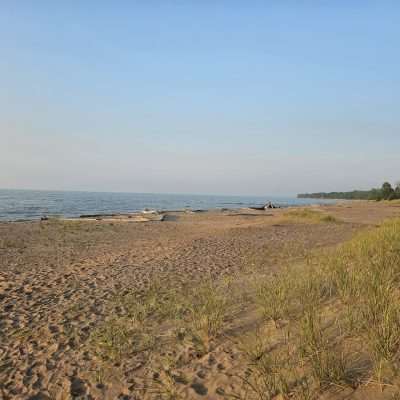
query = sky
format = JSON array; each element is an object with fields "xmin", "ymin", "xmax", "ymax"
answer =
[{"xmin": 1, "ymin": 1, "xmax": 399, "ymax": 196}]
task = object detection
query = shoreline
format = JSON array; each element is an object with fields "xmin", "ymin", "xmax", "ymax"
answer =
[
  {"xmin": 0, "ymin": 201, "xmax": 337, "ymax": 223},
  {"xmin": 0, "ymin": 207, "xmax": 279, "ymax": 223},
  {"xmin": 0, "ymin": 190, "xmax": 340, "ymax": 223}
]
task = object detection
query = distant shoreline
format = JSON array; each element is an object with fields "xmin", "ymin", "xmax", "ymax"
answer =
[{"xmin": 298, "ymin": 182, "xmax": 400, "ymax": 201}]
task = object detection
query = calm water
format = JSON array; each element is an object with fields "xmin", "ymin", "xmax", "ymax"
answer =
[{"xmin": 0, "ymin": 189, "xmax": 336, "ymax": 221}]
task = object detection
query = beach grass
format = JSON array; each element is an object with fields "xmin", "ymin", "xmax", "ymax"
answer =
[
  {"xmin": 283, "ymin": 208, "xmax": 339, "ymax": 223},
  {"xmin": 84, "ymin": 217, "xmax": 400, "ymax": 398},
  {"xmin": 237, "ymin": 218, "xmax": 400, "ymax": 398}
]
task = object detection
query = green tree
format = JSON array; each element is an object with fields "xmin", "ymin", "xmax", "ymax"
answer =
[
  {"xmin": 381, "ymin": 182, "xmax": 395, "ymax": 200},
  {"xmin": 395, "ymin": 182, "xmax": 400, "ymax": 199},
  {"xmin": 369, "ymin": 188, "xmax": 382, "ymax": 201}
]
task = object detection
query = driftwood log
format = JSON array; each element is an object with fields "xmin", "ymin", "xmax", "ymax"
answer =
[{"xmin": 250, "ymin": 201, "xmax": 280, "ymax": 210}]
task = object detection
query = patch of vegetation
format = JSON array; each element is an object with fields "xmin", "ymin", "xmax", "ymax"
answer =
[
  {"xmin": 0, "ymin": 237, "xmax": 27, "ymax": 249},
  {"xmin": 283, "ymin": 208, "xmax": 338, "ymax": 223},
  {"xmin": 89, "ymin": 281, "xmax": 176, "ymax": 363},
  {"xmin": 89, "ymin": 316, "xmax": 157, "ymax": 362},
  {"xmin": 176, "ymin": 279, "xmax": 233, "ymax": 355},
  {"xmin": 240, "ymin": 219, "xmax": 400, "ymax": 398},
  {"xmin": 255, "ymin": 271, "xmax": 292, "ymax": 323},
  {"xmin": 145, "ymin": 354, "xmax": 188, "ymax": 400}
]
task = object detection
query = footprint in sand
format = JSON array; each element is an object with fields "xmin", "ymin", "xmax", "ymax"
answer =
[
  {"xmin": 190, "ymin": 381, "xmax": 208, "ymax": 396},
  {"xmin": 70, "ymin": 376, "xmax": 87, "ymax": 397}
]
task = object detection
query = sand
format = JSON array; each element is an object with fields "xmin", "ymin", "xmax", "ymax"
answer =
[{"xmin": 1, "ymin": 201, "xmax": 400, "ymax": 399}]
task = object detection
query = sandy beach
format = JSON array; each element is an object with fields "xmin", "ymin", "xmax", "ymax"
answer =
[{"xmin": 1, "ymin": 201, "xmax": 400, "ymax": 400}]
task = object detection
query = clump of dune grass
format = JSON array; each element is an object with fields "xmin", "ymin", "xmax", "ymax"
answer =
[
  {"xmin": 0, "ymin": 237, "xmax": 27, "ymax": 249},
  {"xmin": 385, "ymin": 199, "xmax": 400, "ymax": 206},
  {"xmin": 130, "ymin": 351, "xmax": 188, "ymax": 400},
  {"xmin": 148, "ymin": 371, "xmax": 183, "ymax": 400},
  {"xmin": 177, "ymin": 279, "xmax": 231, "ymax": 354},
  {"xmin": 89, "ymin": 316, "xmax": 157, "ymax": 362},
  {"xmin": 299, "ymin": 307, "xmax": 351, "ymax": 388},
  {"xmin": 235, "ymin": 328, "xmax": 294, "ymax": 400},
  {"xmin": 143, "ymin": 354, "xmax": 187, "ymax": 400},
  {"xmin": 116, "ymin": 280, "xmax": 177, "ymax": 324},
  {"xmin": 283, "ymin": 208, "xmax": 338, "ymax": 223},
  {"xmin": 255, "ymin": 271, "xmax": 292, "ymax": 324},
  {"xmin": 89, "ymin": 282, "xmax": 177, "ymax": 363},
  {"xmin": 242, "ymin": 352, "xmax": 292, "ymax": 399}
]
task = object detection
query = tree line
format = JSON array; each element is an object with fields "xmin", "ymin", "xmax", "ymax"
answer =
[{"xmin": 298, "ymin": 182, "xmax": 400, "ymax": 201}]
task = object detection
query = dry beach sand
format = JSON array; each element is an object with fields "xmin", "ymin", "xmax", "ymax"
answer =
[{"xmin": 1, "ymin": 201, "xmax": 400, "ymax": 400}]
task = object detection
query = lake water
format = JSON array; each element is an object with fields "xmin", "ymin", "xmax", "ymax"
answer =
[{"xmin": 0, "ymin": 189, "xmax": 336, "ymax": 221}]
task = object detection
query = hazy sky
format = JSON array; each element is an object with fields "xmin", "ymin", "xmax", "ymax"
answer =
[{"xmin": 1, "ymin": 1, "xmax": 399, "ymax": 196}]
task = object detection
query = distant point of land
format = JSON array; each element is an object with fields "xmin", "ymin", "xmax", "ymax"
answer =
[{"xmin": 298, "ymin": 181, "xmax": 400, "ymax": 201}]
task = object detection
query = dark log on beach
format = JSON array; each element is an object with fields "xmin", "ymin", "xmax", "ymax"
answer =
[
  {"xmin": 226, "ymin": 213, "xmax": 274, "ymax": 217},
  {"xmin": 249, "ymin": 201, "xmax": 280, "ymax": 210},
  {"xmin": 79, "ymin": 214, "xmax": 116, "ymax": 218}
]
